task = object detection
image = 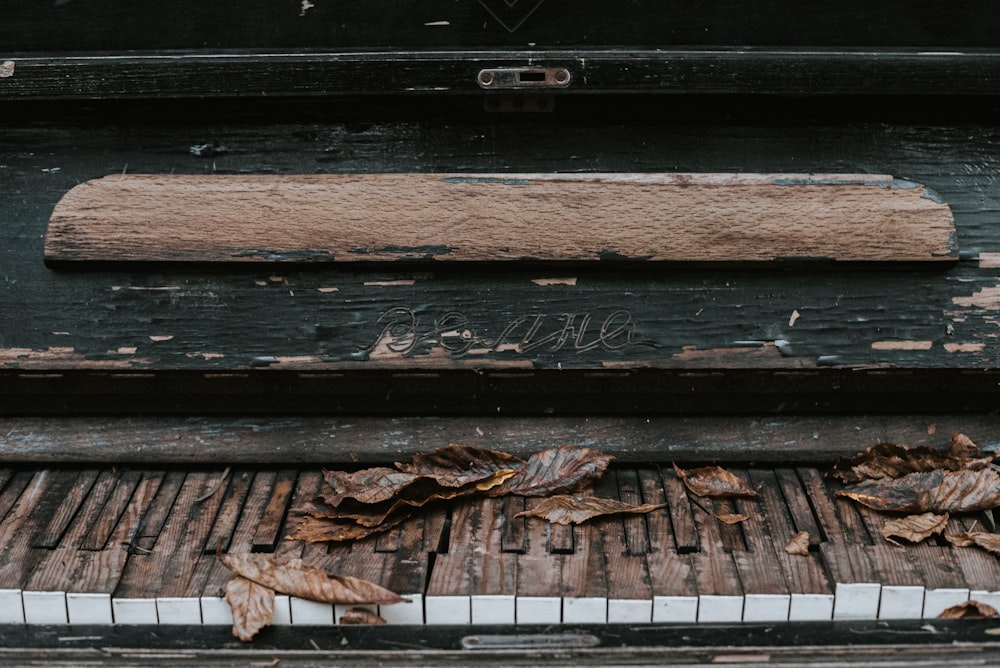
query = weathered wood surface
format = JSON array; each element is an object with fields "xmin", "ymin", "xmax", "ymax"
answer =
[
  {"xmin": 2, "ymin": 415, "xmax": 997, "ymax": 464},
  {"xmin": 4, "ymin": 99, "xmax": 1000, "ymax": 414},
  {"xmin": 44, "ymin": 173, "xmax": 957, "ymax": 265}
]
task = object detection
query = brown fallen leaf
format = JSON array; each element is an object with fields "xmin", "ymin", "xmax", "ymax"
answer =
[
  {"xmin": 219, "ymin": 553, "xmax": 410, "ymax": 605},
  {"xmin": 714, "ymin": 513, "xmax": 749, "ymax": 525},
  {"xmin": 321, "ymin": 468, "xmax": 420, "ymax": 507},
  {"xmin": 785, "ymin": 531, "xmax": 810, "ymax": 556},
  {"xmin": 396, "ymin": 444, "xmax": 524, "ymax": 486},
  {"xmin": 945, "ymin": 530, "xmax": 1000, "ymax": 556},
  {"xmin": 287, "ymin": 512, "xmax": 414, "ymax": 543},
  {"xmin": 489, "ymin": 446, "xmax": 614, "ymax": 497},
  {"xmin": 673, "ymin": 463, "xmax": 757, "ymax": 498},
  {"xmin": 829, "ymin": 433, "xmax": 992, "ymax": 484},
  {"xmin": 224, "ymin": 576, "xmax": 275, "ymax": 642},
  {"xmin": 837, "ymin": 468, "xmax": 1000, "ymax": 513},
  {"xmin": 513, "ymin": 494, "xmax": 665, "ymax": 525},
  {"xmin": 881, "ymin": 512, "xmax": 949, "ymax": 546},
  {"xmin": 339, "ymin": 607, "xmax": 388, "ymax": 625},
  {"xmin": 938, "ymin": 600, "xmax": 1000, "ymax": 619}
]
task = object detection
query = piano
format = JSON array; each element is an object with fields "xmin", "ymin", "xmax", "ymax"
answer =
[{"xmin": 3, "ymin": 1, "xmax": 1000, "ymax": 663}]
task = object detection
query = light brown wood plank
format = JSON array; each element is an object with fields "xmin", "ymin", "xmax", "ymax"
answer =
[
  {"xmin": 45, "ymin": 173, "xmax": 957, "ymax": 264},
  {"xmin": 0, "ymin": 471, "xmax": 68, "ymax": 589},
  {"xmin": 32, "ymin": 469, "xmax": 101, "ymax": 549},
  {"xmin": 617, "ymin": 468, "xmax": 650, "ymax": 556},
  {"xmin": 201, "ymin": 469, "xmax": 254, "ymax": 554},
  {"xmin": 252, "ymin": 469, "xmax": 297, "ymax": 552},
  {"xmin": 132, "ymin": 470, "xmax": 186, "ymax": 553},
  {"xmin": 515, "ymin": 499, "xmax": 563, "ymax": 599},
  {"xmin": 773, "ymin": 468, "xmax": 824, "ymax": 548},
  {"xmin": 79, "ymin": 470, "xmax": 144, "ymax": 551},
  {"xmin": 662, "ymin": 467, "xmax": 699, "ymax": 553},
  {"xmin": 640, "ymin": 469, "xmax": 698, "ymax": 600},
  {"xmin": 500, "ymin": 495, "xmax": 527, "ymax": 554}
]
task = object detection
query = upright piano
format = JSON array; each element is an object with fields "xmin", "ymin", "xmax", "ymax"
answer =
[{"xmin": 3, "ymin": 1, "xmax": 1000, "ymax": 664}]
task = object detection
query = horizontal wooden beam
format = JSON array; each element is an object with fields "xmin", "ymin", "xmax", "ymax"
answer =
[
  {"xmin": 1, "ymin": 415, "xmax": 995, "ymax": 464},
  {"xmin": 45, "ymin": 173, "xmax": 956, "ymax": 264}
]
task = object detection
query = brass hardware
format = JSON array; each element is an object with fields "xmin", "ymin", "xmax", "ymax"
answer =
[{"xmin": 477, "ymin": 67, "xmax": 571, "ymax": 89}]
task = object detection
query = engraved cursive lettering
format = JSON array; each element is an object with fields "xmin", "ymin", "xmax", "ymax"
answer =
[{"xmin": 363, "ymin": 307, "xmax": 639, "ymax": 358}]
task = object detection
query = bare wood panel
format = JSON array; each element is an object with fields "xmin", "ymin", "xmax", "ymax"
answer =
[{"xmin": 44, "ymin": 173, "xmax": 957, "ymax": 265}]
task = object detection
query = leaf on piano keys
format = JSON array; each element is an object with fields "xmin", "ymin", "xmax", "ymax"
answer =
[
  {"xmin": 487, "ymin": 446, "xmax": 615, "ymax": 497},
  {"xmin": 224, "ymin": 576, "xmax": 275, "ymax": 642},
  {"xmin": 829, "ymin": 433, "xmax": 992, "ymax": 484},
  {"xmin": 938, "ymin": 600, "xmax": 1000, "ymax": 619},
  {"xmin": 512, "ymin": 494, "xmax": 665, "ymax": 525},
  {"xmin": 288, "ymin": 512, "xmax": 413, "ymax": 542},
  {"xmin": 837, "ymin": 468, "xmax": 1000, "ymax": 513},
  {"xmin": 219, "ymin": 552, "xmax": 411, "ymax": 605},
  {"xmin": 880, "ymin": 512, "xmax": 949, "ymax": 546},
  {"xmin": 339, "ymin": 607, "xmax": 388, "ymax": 625},
  {"xmin": 396, "ymin": 444, "xmax": 525, "ymax": 485},
  {"xmin": 321, "ymin": 467, "xmax": 422, "ymax": 506},
  {"xmin": 714, "ymin": 512, "xmax": 749, "ymax": 525},
  {"xmin": 784, "ymin": 531, "xmax": 811, "ymax": 555},
  {"xmin": 672, "ymin": 463, "xmax": 758, "ymax": 498},
  {"xmin": 945, "ymin": 530, "xmax": 1000, "ymax": 556}
]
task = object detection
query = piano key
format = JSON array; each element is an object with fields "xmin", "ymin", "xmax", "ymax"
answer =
[
  {"xmin": 515, "ymin": 498, "xmax": 563, "ymax": 624},
  {"xmin": 500, "ymin": 495, "xmax": 527, "ymax": 554},
  {"xmin": 32, "ymin": 469, "xmax": 101, "ymax": 548},
  {"xmin": 661, "ymin": 467, "xmax": 699, "ymax": 553},
  {"xmin": 380, "ymin": 514, "xmax": 428, "ymax": 624},
  {"xmin": 252, "ymin": 469, "xmax": 297, "ymax": 552},
  {"xmin": 596, "ymin": 473, "xmax": 652, "ymax": 623},
  {"xmin": 0, "ymin": 471, "xmax": 73, "ymax": 595},
  {"xmin": 469, "ymin": 496, "xmax": 516, "ymax": 624},
  {"xmin": 67, "ymin": 592, "xmax": 113, "ymax": 624},
  {"xmin": 201, "ymin": 468, "xmax": 254, "ymax": 553},
  {"xmin": 0, "ymin": 589, "xmax": 25, "ymax": 623},
  {"xmin": 112, "ymin": 597, "xmax": 159, "ymax": 624},
  {"xmin": 797, "ymin": 468, "xmax": 882, "ymax": 620},
  {"xmin": 949, "ymin": 516, "xmax": 1000, "ymax": 611},
  {"xmin": 79, "ymin": 470, "xmax": 145, "ymax": 551},
  {"xmin": 426, "ymin": 500, "xmax": 477, "ymax": 624},
  {"xmin": 689, "ymin": 496, "xmax": 744, "ymax": 623},
  {"xmin": 290, "ymin": 597, "xmax": 335, "ymax": 625},
  {"xmin": 22, "ymin": 590, "xmax": 68, "ymax": 624},
  {"xmin": 559, "ymin": 486, "xmax": 608, "ymax": 624},
  {"xmin": 639, "ymin": 469, "xmax": 698, "ymax": 623},
  {"xmin": 749, "ymin": 470, "xmax": 833, "ymax": 621},
  {"xmin": 732, "ymin": 469, "xmax": 792, "ymax": 622},
  {"xmin": 131, "ymin": 470, "xmax": 186, "ymax": 553},
  {"xmin": 157, "ymin": 597, "xmax": 203, "ymax": 624}
]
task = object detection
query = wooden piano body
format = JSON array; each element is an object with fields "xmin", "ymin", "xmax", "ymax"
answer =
[{"xmin": 3, "ymin": 1, "xmax": 1000, "ymax": 663}]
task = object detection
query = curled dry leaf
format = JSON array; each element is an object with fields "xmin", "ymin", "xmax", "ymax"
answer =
[
  {"xmin": 714, "ymin": 513, "xmax": 749, "ymax": 525},
  {"xmin": 321, "ymin": 468, "xmax": 419, "ymax": 507},
  {"xmin": 489, "ymin": 446, "xmax": 614, "ymax": 497},
  {"xmin": 938, "ymin": 600, "xmax": 1000, "ymax": 619},
  {"xmin": 513, "ymin": 494, "xmax": 665, "ymax": 525},
  {"xmin": 945, "ymin": 531, "xmax": 1000, "ymax": 556},
  {"xmin": 784, "ymin": 531, "xmax": 810, "ymax": 556},
  {"xmin": 673, "ymin": 463, "xmax": 757, "ymax": 498},
  {"xmin": 339, "ymin": 607, "xmax": 388, "ymax": 625},
  {"xmin": 829, "ymin": 433, "xmax": 991, "ymax": 484},
  {"xmin": 224, "ymin": 576, "xmax": 275, "ymax": 642},
  {"xmin": 837, "ymin": 468, "xmax": 1000, "ymax": 513},
  {"xmin": 287, "ymin": 512, "xmax": 413, "ymax": 543},
  {"xmin": 397, "ymin": 444, "xmax": 524, "ymax": 486},
  {"xmin": 881, "ymin": 512, "xmax": 949, "ymax": 546},
  {"xmin": 219, "ymin": 552, "xmax": 409, "ymax": 606}
]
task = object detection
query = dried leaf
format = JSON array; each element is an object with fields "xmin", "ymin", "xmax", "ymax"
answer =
[
  {"xmin": 881, "ymin": 512, "xmax": 949, "ymax": 546},
  {"xmin": 397, "ymin": 444, "xmax": 524, "ymax": 487},
  {"xmin": 714, "ymin": 513, "xmax": 749, "ymax": 525},
  {"xmin": 219, "ymin": 553, "xmax": 410, "ymax": 605},
  {"xmin": 339, "ymin": 607, "xmax": 388, "ymax": 625},
  {"xmin": 673, "ymin": 463, "xmax": 757, "ymax": 498},
  {"xmin": 784, "ymin": 531, "xmax": 810, "ymax": 556},
  {"xmin": 837, "ymin": 468, "xmax": 1000, "ymax": 513},
  {"xmin": 513, "ymin": 494, "xmax": 665, "ymax": 525},
  {"xmin": 938, "ymin": 600, "xmax": 1000, "ymax": 619},
  {"xmin": 224, "ymin": 576, "xmax": 275, "ymax": 642},
  {"xmin": 490, "ymin": 446, "xmax": 614, "ymax": 497},
  {"xmin": 829, "ymin": 433, "xmax": 992, "ymax": 484},
  {"xmin": 321, "ymin": 468, "xmax": 419, "ymax": 507},
  {"xmin": 287, "ymin": 512, "xmax": 413, "ymax": 543},
  {"xmin": 945, "ymin": 530, "xmax": 1000, "ymax": 556}
]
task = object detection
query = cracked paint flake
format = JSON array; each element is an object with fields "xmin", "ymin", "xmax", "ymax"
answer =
[
  {"xmin": 871, "ymin": 340, "xmax": 933, "ymax": 351},
  {"xmin": 979, "ymin": 253, "xmax": 1000, "ymax": 268},
  {"xmin": 531, "ymin": 277, "xmax": 577, "ymax": 286},
  {"xmin": 943, "ymin": 342, "xmax": 986, "ymax": 353},
  {"xmin": 788, "ymin": 310, "xmax": 800, "ymax": 327},
  {"xmin": 954, "ymin": 285, "xmax": 1000, "ymax": 310},
  {"xmin": 363, "ymin": 280, "xmax": 416, "ymax": 287},
  {"xmin": 149, "ymin": 335, "xmax": 174, "ymax": 342}
]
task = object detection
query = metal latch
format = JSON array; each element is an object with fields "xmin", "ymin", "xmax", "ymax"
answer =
[{"xmin": 477, "ymin": 67, "xmax": 571, "ymax": 89}]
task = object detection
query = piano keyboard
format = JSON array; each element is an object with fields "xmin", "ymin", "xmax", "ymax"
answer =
[{"xmin": 0, "ymin": 463, "xmax": 997, "ymax": 626}]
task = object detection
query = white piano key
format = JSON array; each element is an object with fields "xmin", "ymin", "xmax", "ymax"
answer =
[
  {"xmin": 832, "ymin": 582, "xmax": 881, "ymax": 619},
  {"xmin": 516, "ymin": 596, "xmax": 561, "ymax": 624},
  {"xmin": 607, "ymin": 598, "xmax": 652, "ymax": 623},
  {"xmin": 336, "ymin": 602, "xmax": 378, "ymax": 623},
  {"xmin": 788, "ymin": 593, "xmax": 834, "ymax": 621},
  {"xmin": 380, "ymin": 594, "xmax": 424, "ymax": 625},
  {"xmin": 200, "ymin": 596, "xmax": 233, "ymax": 625},
  {"xmin": 112, "ymin": 597, "xmax": 159, "ymax": 624},
  {"xmin": 0, "ymin": 589, "xmax": 24, "ymax": 623},
  {"xmin": 562, "ymin": 596, "xmax": 607, "ymax": 624},
  {"xmin": 878, "ymin": 585, "xmax": 924, "ymax": 620},
  {"xmin": 653, "ymin": 595, "xmax": 698, "ymax": 623},
  {"xmin": 697, "ymin": 595, "xmax": 744, "ymax": 623},
  {"xmin": 22, "ymin": 591, "xmax": 67, "ymax": 624},
  {"xmin": 290, "ymin": 597, "xmax": 334, "ymax": 625},
  {"xmin": 66, "ymin": 592, "xmax": 113, "ymax": 625},
  {"xmin": 272, "ymin": 595, "xmax": 292, "ymax": 625},
  {"xmin": 742, "ymin": 593, "xmax": 790, "ymax": 622},
  {"xmin": 923, "ymin": 588, "xmax": 969, "ymax": 618},
  {"xmin": 156, "ymin": 597, "xmax": 202, "ymax": 624},
  {"xmin": 472, "ymin": 594, "xmax": 515, "ymax": 624},
  {"xmin": 969, "ymin": 590, "xmax": 1000, "ymax": 612},
  {"xmin": 424, "ymin": 595, "xmax": 470, "ymax": 625}
]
